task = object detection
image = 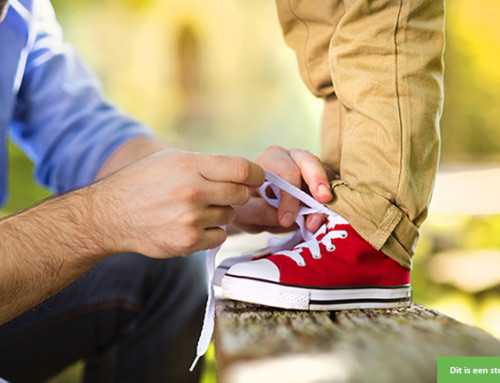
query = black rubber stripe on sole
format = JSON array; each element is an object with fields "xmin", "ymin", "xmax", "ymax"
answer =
[
  {"xmin": 310, "ymin": 297, "xmax": 412, "ymax": 305},
  {"xmin": 225, "ymin": 273, "xmax": 411, "ymax": 291}
]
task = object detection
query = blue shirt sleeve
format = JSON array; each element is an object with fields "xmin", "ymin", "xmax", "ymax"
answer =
[{"xmin": 9, "ymin": 0, "xmax": 153, "ymax": 193}]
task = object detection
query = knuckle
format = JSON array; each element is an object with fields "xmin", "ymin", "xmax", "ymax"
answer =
[
  {"xmin": 266, "ymin": 145, "xmax": 284, "ymax": 153},
  {"xmin": 239, "ymin": 186, "xmax": 251, "ymax": 205},
  {"xmin": 182, "ymin": 211, "xmax": 196, "ymax": 226},
  {"xmin": 181, "ymin": 228, "xmax": 200, "ymax": 249},
  {"xmin": 236, "ymin": 158, "xmax": 251, "ymax": 182},
  {"xmin": 290, "ymin": 148, "xmax": 317, "ymax": 164},
  {"xmin": 217, "ymin": 207, "xmax": 235, "ymax": 226},
  {"xmin": 182, "ymin": 185, "xmax": 201, "ymax": 202},
  {"xmin": 289, "ymin": 147, "xmax": 307, "ymax": 155},
  {"xmin": 257, "ymin": 145, "xmax": 282, "ymax": 162},
  {"xmin": 287, "ymin": 167, "xmax": 301, "ymax": 183}
]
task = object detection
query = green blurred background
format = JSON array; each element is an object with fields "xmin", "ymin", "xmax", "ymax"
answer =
[{"xmin": 4, "ymin": 0, "xmax": 500, "ymax": 382}]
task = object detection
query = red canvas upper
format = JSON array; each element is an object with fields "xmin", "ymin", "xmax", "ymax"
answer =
[{"xmin": 267, "ymin": 223, "xmax": 410, "ymax": 288}]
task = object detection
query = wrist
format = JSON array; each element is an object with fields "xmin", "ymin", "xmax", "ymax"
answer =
[
  {"xmin": 83, "ymin": 181, "xmax": 124, "ymax": 258},
  {"xmin": 51, "ymin": 187, "xmax": 111, "ymax": 266}
]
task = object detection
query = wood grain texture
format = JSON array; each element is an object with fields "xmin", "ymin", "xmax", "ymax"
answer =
[{"xmin": 214, "ymin": 300, "xmax": 500, "ymax": 383}]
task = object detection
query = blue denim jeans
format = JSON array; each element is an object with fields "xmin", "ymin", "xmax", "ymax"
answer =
[{"xmin": 0, "ymin": 252, "xmax": 207, "ymax": 382}]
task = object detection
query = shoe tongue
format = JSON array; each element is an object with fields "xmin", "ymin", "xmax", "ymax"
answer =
[
  {"xmin": 326, "ymin": 214, "xmax": 349, "ymax": 231},
  {"xmin": 312, "ymin": 215, "xmax": 350, "ymax": 239}
]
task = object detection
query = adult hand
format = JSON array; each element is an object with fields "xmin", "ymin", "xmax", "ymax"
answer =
[
  {"xmin": 234, "ymin": 145, "xmax": 334, "ymax": 233},
  {"xmin": 93, "ymin": 150, "xmax": 265, "ymax": 258}
]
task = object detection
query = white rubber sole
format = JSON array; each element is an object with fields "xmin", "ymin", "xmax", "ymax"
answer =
[{"xmin": 221, "ymin": 274, "xmax": 412, "ymax": 310}]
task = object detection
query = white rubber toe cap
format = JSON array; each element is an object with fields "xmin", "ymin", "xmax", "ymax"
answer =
[
  {"xmin": 226, "ymin": 259, "xmax": 280, "ymax": 282},
  {"xmin": 219, "ymin": 253, "xmax": 255, "ymax": 269}
]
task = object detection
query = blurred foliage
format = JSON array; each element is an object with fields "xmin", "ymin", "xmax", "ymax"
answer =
[
  {"xmin": 413, "ymin": 215, "xmax": 500, "ymax": 339},
  {"xmin": 46, "ymin": 362, "xmax": 83, "ymax": 383},
  {"xmin": 2, "ymin": 141, "xmax": 50, "ymax": 216},
  {"xmin": 44, "ymin": 0, "xmax": 321, "ymax": 159},
  {"xmin": 3, "ymin": 0, "xmax": 500, "ymax": 382},
  {"xmin": 441, "ymin": 0, "xmax": 500, "ymax": 160}
]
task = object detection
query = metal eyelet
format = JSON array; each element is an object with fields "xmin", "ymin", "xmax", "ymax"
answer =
[
  {"xmin": 326, "ymin": 244, "xmax": 336, "ymax": 252},
  {"xmin": 340, "ymin": 231, "xmax": 348, "ymax": 239}
]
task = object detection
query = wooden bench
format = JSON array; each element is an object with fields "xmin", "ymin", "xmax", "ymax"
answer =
[
  {"xmin": 214, "ymin": 300, "xmax": 500, "ymax": 383},
  {"xmin": 213, "ymin": 165, "xmax": 500, "ymax": 382}
]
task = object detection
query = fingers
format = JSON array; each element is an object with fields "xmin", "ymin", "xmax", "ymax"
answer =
[
  {"xmin": 255, "ymin": 146, "xmax": 335, "ymax": 231},
  {"xmin": 202, "ymin": 206, "xmax": 236, "ymax": 228},
  {"xmin": 173, "ymin": 208, "xmax": 233, "ymax": 255},
  {"xmin": 277, "ymin": 189, "xmax": 300, "ymax": 228},
  {"xmin": 204, "ymin": 181, "xmax": 252, "ymax": 207},
  {"xmin": 233, "ymin": 197, "xmax": 281, "ymax": 228},
  {"xmin": 305, "ymin": 213, "xmax": 326, "ymax": 232},
  {"xmin": 289, "ymin": 149, "xmax": 333, "ymax": 203},
  {"xmin": 198, "ymin": 155, "xmax": 265, "ymax": 187},
  {"xmin": 256, "ymin": 146, "xmax": 301, "ymax": 227},
  {"xmin": 199, "ymin": 227, "xmax": 228, "ymax": 251}
]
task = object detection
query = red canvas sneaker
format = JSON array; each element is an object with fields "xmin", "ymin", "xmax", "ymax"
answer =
[
  {"xmin": 191, "ymin": 170, "xmax": 411, "ymax": 371},
  {"xmin": 221, "ymin": 216, "xmax": 411, "ymax": 310}
]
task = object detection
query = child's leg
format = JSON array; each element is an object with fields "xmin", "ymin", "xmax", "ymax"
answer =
[{"xmin": 275, "ymin": 0, "xmax": 445, "ymax": 269}]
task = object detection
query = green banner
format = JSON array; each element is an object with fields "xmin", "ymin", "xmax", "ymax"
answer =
[{"xmin": 438, "ymin": 357, "xmax": 500, "ymax": 382}]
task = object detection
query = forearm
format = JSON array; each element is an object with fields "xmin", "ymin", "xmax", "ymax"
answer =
[
  {"xmin": 0, "ymin": 188, "xmax": 107, "ymax": 325},
  {"xmin": 0, "ymin": 137, "xmax": 168, "ymax": 324}
]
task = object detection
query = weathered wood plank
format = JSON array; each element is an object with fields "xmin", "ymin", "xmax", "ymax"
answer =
[{"xmin": 214, "ymin": 300, "xmax": 500, "ymax": 383}]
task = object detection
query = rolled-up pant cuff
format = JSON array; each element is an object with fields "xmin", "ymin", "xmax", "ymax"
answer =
[{"xmin": 329, "ymin": 181, "xmax": 419, "ymax": 270}]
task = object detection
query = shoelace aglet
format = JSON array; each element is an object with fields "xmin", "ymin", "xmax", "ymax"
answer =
[
  {"xmin": 189, "ymin": 355, "xmax": 201, "ymax": 372},
  {"xmin": 189, "ymin": 241, "xmax": 221, "ymax": 372}
]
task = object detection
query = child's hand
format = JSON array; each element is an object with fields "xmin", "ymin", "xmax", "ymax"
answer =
[{"xmin": 237, "ymin": 145, "xmax": 335, "ymax": 233}]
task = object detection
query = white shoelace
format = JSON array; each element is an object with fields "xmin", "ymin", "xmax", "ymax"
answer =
[
  {"xmin": 189, "ymin": 170, "xmax": 345, "ymax": 371},
  {"xmin": 274, "ymin": 221, "xmax": 348, "ymax": 266}
]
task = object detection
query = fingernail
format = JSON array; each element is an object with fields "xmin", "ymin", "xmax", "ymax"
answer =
[
  {"xmin": 281, "ymin": 213, "xmax": 294, "ymax": 227},
  {"xmin": 318, "ymin": 184, "xmax": 332, "ymax": 197}
]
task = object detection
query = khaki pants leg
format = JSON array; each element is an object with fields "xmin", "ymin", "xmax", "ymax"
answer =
[{"xmin": 275, "ymin": 0, "xmax": 445, "ymax": 269}]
